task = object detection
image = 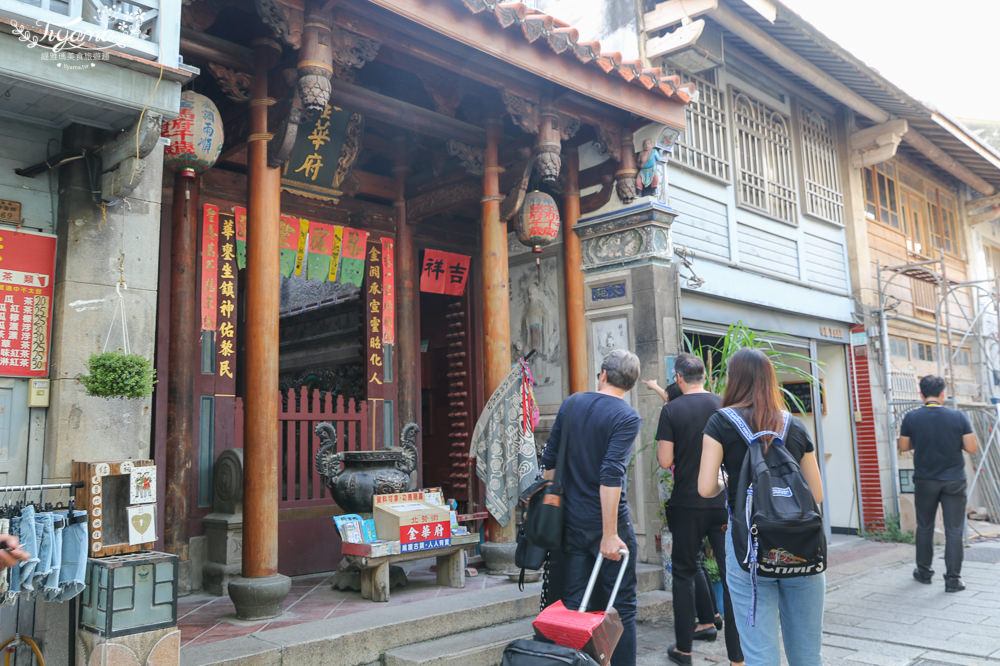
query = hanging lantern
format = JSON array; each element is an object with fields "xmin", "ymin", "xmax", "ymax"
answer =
[
  {"xmin": 161, "ymin": 91, "xmax": 224, "ymax": 177},
  {"xmin": 516, "ymin": 190, "xmax": 561, "ymax": 253}
]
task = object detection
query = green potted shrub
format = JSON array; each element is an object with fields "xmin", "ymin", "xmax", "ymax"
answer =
[{"xmin": 79, "ymin": 351, "xmax": 156, "ymax": 399}]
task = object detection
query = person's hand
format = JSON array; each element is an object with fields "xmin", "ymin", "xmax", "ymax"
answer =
[
  {"xmin": 0, "ymin": 535, "xmax": 29, "ymax": 570},
  {"xmin": 600, "ymin": 534, "xmax": 627, "ymax": 561},
  {"xmin": 643, "ymin": 379, "xmax": 661, "ymax": 392}
]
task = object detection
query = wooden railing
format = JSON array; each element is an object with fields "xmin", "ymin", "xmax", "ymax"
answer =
[
  {"xmin": 235, "ymin": 389, "xmax": 368, "ymax": 509},
  {"xmin": 0, "ymin": 0, "xmax": 181, "ymax": 64}
]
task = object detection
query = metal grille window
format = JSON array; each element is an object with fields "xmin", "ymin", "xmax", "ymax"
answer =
[
  {"xmin": 799, "ymin": 107, "xmax": 844, "ymax": 224},
  {"xmin": 731, "ymin": 88, "xmax": 796, "ymax": 223},
  {"xmin": 671, "ymin": 71, "xmax": 730, "ymax": 181}
]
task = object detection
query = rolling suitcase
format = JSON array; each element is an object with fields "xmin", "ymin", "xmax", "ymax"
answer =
[{"xmin": 502, "ymin": 550, "xmax": 629, "ymax": 666}]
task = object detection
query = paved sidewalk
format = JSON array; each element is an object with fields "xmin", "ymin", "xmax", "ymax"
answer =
[{"xmin": 637, "ymin": 532, "xmax": 1000, "ymax": 665}]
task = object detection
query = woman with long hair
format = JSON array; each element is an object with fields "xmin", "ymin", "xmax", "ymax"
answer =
[{"xmin": 697, "ymin": 348, "xmax": 825, "ymax": 665}]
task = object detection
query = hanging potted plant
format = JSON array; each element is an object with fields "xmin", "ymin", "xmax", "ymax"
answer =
[{"xmin": 79, "ymin": 351, "xmax": 156, "ymax": 399}]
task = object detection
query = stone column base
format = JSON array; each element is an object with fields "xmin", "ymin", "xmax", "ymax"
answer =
[
  {"xmin": 480, "ymin": 541, "xmax": 517, "ymax": 575},
  {"xmin": 228, "ymin": 574, "xmax": 291, "ymax": 620}
]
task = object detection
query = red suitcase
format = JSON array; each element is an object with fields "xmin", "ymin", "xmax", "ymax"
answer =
[{"xmin": 532, "ymin": 550, "xmax": 629, "ymax": 666}]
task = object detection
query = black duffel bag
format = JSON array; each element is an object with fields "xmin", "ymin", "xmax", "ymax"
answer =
[{"xmin": 501, "ymin": 638, "xmax": 599, "ymax": 666}]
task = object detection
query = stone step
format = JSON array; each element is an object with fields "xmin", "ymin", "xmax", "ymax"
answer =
[
  {"xmin": 636, "ymin": 562, "xmax": 664, "ymax": 593},
  {"xmin": 381, "ymin": 589, "xmax": 672, "ymax": 666},
  {"xmin": 383, "ymin": 619, "xmax": 533, "ymax": 666}
]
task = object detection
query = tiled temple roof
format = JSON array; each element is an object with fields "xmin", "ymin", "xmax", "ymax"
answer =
[{"xmin": 459, "ymin": 0, "xmax": 697, "ymax": 104}]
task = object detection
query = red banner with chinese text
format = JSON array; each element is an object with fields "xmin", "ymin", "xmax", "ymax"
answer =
[
  {"xmin": 0, "ymin": 229, "xmax": 56, "ymax": 378},
  {"xmin": 381, "ymin": 237, "xmax": 395, "ymax": 345},
  {"xmin": 420, "ymin": 249, "xmax": 470, "ymax": 296},
  {"xmin": 201, "ymin": 204, "xmax": 219, "ymax": 331}
]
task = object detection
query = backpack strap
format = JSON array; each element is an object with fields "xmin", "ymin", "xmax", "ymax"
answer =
[{"xmin": 719, "ymin": 407, "xmax": 791, "ymax": 446}]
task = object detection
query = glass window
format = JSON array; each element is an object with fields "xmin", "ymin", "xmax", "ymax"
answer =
[
  {"xmin": 862, "ymin": 164, "xmax": 900, "ymax": 229},
  {"xmin": 889, "ymin": 336, "xmax": 909, "ymax": 359},
  {"xmin": 911, "ymin": 341, "xmax": 936, "ymax": 362}
]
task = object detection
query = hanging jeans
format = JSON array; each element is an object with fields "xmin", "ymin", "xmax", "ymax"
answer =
[
  {"xmin": 57, "ymin": 510, "xmax": 89, "ymax": 601},
  {"xmin": 42, "ymin": 514, "xmax": 64, "ymax": 601},
  {"xmin": 725, "ymin": 527, "xmax": 825, "ymax": 666},
  {"xmin": 15, "ymin": 506, "xmax": 40, "ymax": 591},
  {"xmin": 31, "ymin": 512, "xmax": 55, "ymax": 597}
]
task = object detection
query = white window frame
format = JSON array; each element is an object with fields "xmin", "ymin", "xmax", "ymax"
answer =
[
  {"xmin": 671, "ymin": 71, "xmax": 731, "ymax": 182},
  {"xmin": 798, "ymin": 106, "xmax": 844, "ymax": 225},
  {"xmin": 730, "ymin": 87, "xmax": 797, "ymax": 224}
]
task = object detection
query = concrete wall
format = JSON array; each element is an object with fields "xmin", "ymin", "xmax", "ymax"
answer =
[{"xmin": 46, "ymin": 124, "xmax": 163, "ymax": 480}]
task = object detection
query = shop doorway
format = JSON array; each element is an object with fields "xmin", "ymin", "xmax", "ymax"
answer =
[{"xmin": 420, "ymin": 291, "xmax": 476, "ymax": 509}]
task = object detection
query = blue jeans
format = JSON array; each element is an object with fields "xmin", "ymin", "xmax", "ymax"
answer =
[
  {"xmin": 32, "ymin": 512, "xmax": 55, "ymax": 595},
  {"xmin": 57, "ymin": 510, "xmax": 89, "ymax": 601},
  {"xmin": 15, "ymin": 506, "xmax": 40, "ymax": 591},
  {"xmin": 725, "ymin": 528, "xmax": 824, "ymax": 666},
  {"xmin": 561, "ymin": 515, "xmax": 638, "ymax": 666},
  {"xmin": 42, "ymin": 514, "xmax": 64, "ymax": 601}
]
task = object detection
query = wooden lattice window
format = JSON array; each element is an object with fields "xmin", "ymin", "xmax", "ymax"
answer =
[
  {"xmin": 799, "ymin": 107, "xmax": 843, "ymax": 224},
  {"xmin": 862, "ymin": 163, "xmax": 901, "ymax": 229},
  {"xmin": 671, "ymin": 71, "xmax": 730, "ymax": 181},
  {"xmin": 925, "ymin": 186, "xmax": 960, "ymax": 255},
  {"xmin": 911, "ymin": 277, "xmax": 937, "ymax": 313},
  {"xmin": 731, "ymin": 88, "xmax": 796, "ymax": 223}
]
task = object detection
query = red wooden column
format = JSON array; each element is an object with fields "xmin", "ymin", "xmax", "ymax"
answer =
[
  {"xmin": 394, "ymin": 138, "xmax": 419, "ymax": 432},
  {"xmin": 164, "ymin": 169, "xmax": 198, "ymax": 562},
  {"xmin": 481, "ymin": 117, "xmax": 515, "ymax": 546},
  {"xmin": 228, "ymin": 38, "xmax": 290, "ymax": 619},
  {"xmin": 562, "ymin": 146, "xmax": 587, "ymax": 394}
]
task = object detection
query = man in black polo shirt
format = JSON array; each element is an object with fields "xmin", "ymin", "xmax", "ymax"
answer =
[
  {"xmin": 656, "ymin": 353, "xmax": 742, "ymax": 666},
  {"xmin": 542, "ymin": 349, "xmax": 642, "ymax": 666},
  {"xmin": 898, "ymin": 375, "xmax": 979, "ymax": 592}
]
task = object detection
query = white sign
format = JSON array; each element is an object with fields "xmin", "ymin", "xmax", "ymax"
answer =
[
  {"xmin": 129, "ymin": 466, "xmax": 156, "ymax": 504},
  {"xmin": 126, "ymin": 505, "xmax": 156, "ymax": 545}
]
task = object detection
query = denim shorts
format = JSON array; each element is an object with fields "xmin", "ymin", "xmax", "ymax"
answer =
[
  {"xmin": 57, "ymin": 510, "xmax": 89, "ymax": 602},
  {"xmin": 31, "ymin": 512, "xmax": 55, "ymax": 595},
  {"xmin": 42, "ymin": 514, "xmax": 64, "ymax": 601},
  {"xmin": 15, "ymin": 506, "xmax": 40, "ymax": 592}
]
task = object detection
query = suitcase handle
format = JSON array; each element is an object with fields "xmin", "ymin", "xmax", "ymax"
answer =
[{"xmin": 579, "ymin": 549, "xmax": 628, "ymax": 614}]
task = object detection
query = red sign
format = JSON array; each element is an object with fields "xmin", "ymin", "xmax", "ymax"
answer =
[
  {"xmin": 201, "ymin": 204, "xmax": 219, "ymax": 331},
  {"xmin": 381, "ymin": 237, "xmax": 395, "ymax": 345},
  {"xmin": 0, "ymin": 229, "xmax": 56, "ymax": 378},
  {"xmin": 420, "ymin": 249, "xmax": 470, "ymax": 296},
  {"xmin": 398, "ymin": 521, "xmax": 451, "ymax": 553},
  {"xmin": 216, "ymin": 211, "xmax": 238, "ymax": 381}
]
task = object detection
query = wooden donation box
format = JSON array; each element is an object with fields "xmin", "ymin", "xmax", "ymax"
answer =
[
  {"xmin": 79, "ymin": 551, "xmax": 178, "ymax": 637},
  {"xmin": 73, "ymin": 460, "xmax": 157, "ymax": 557}
]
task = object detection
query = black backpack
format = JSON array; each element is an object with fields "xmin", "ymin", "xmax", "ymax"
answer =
[{"xmin": 720, "ymin": 408, "xmax": 826, "ymax": 593}]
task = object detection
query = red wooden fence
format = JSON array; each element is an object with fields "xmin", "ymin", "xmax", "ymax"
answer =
[{"xmin": 235, "ymin": 389, "xmax": 368, "ymax": 509}]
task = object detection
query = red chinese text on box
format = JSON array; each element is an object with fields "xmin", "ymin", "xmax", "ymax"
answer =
[{"xmin": 0, "ymin": 230, "xmax": 56, "ymax": 378}]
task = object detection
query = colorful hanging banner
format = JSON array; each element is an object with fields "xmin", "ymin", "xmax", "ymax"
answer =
[
  {"xmin": 201, "ymin": 204, "xmax": 219, "ymax": 331},
  {"xmin": 234, "ymin": 206, "xmax": 247, "ymax": 269},
  {"xmin": 216, "ymin": 211, "xmax": 238, "ymax": 380},
  {"xmin": 305, "ymin": 221, "xmax": 335, "ymax": 281},
  {"xmin": 339, "ymin": 227, "xmax": 368, "ymax": 286},
  {"xmin": 294, "ymin": 218, "xmax": 309, "ymax": 276},
  {"xmin": 366, "ymin": 238, "xmax": 383, "ymax": 387},
  {"xmin": 278, "ymin": 215, "xmax": 300, "ymax": 278},
  {"xmin": 420, "ymin": 249, "xmax": 471, "ymax": 296},
  {"xmin": 328, "ymin": 225, "xmax": 344, "ymax": 282},
  {"xmin": 0, "ymin": 228, "xmax": 56, "ymax": 378},
  {"xmin": 381, "ymin": 237, "xmax": 395, "ymax": 345}
]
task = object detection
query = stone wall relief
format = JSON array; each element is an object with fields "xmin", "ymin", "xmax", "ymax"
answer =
[{"xmin": 509, "ymin": 254, "xmax": 563, "ymax": 407}]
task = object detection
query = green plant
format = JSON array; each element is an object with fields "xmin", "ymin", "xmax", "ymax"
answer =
[
  {"xmin": 79, "ymin": 352, "xmax": 156, "ymax": 399},
  {"xmin": 686, "ymin": 321, "xmax": 821, "ymax": 413},
  {"xmin": 861, "ymin": 514, "xmax": 915, "ymax": 544},
  {"xmin": 703, "ymin": 554, "xmax": 721, "ymax": 583}
]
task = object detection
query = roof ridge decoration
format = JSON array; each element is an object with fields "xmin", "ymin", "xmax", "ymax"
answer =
[{"xmin": 458, "ymin": 0, "xmax": 695, "ymax": 104}]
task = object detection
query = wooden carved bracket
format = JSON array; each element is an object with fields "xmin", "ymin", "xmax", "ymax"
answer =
[
  {"xmin": 503, "ymin": 91, "xmax": 539, "ymax": 135},
  {"xmin": 330, "ymin": 25, "xmax": 380, "ymax": 69},
  {"xmin": 207, "ymin": 63, "xmax": 252, "ymax": 103},
  {"xmin": 446, "ymin": 140, "xmax": 484, "ymax": 176},
  {"xmin": 595, "ymin": 122, "xmax": 638, "ymax": 203},
  {"xmin": 417, "ymin": 70, "xmax": 463, "ymax": 116},
  {"xmin": 255, "ymin": 0, "xmax": 303, "ymax": 49},
  {"xmin": 850, "ymin": 119, "xmax": 907, "ymax": 169}
]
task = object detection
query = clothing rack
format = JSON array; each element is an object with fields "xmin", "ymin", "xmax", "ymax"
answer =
[{"xmin": 0, "ymin": 482, "xmax": 83, "ymax": 493}]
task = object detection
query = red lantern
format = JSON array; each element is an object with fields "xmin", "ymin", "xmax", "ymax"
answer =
[{"xmin": 516, "ymin": 190, "xmax": 561, "ymax": 253}]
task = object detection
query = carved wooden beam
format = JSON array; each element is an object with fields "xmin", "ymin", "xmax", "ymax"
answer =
[
  {"xmin": 208, "ymin": 63, "xmax": 252, "ymax": 103},
  {"xmin": 850, "ymin": 119, "xmax": 907, "ymax": 169},
  {"xmin": 297, "ymin": 2, "xmax": 334, "ymax": 116},
  {"xmin": 966, "ymin": 192, "xmax": 1000, "ymax": 216},
  {"xmin": 447, "ymin": 140, "xmax": 484, "ymax": 176},
  {"xmin": 255, "ymin": 0, "xmax": 303, "ymax": 49}
]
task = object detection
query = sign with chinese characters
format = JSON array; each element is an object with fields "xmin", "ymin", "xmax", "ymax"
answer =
[
  {"xmin": 339, "ymin": 227, "xmax": 367, "ymax": 286},
  {"xmin": 216, "ymin": 210, "xmax": 238, "ymax": 380},
  {"xmin": 381, "ymin": 237, "xmax": 395, "ymax": 345},
  {"xmin": 420, "ymin": 249, "xmax": 470, "ymax": 296},
  {"xmin": 278, "ymin": 215, "xmax": 304, "ymax": 278},
  {"xmin": 201, "ymin": 204, "xmax": 219, "ymax": 331},
  {"xmin": 306, "ymin": 221, "xmax": 336, "ymax": 280},
  {"xmin": 234, "ymin": 206, "xmax": 247, "ymax": 269},
  {"xmin": 366, "ymin": 238, "xmax": 384, "ymax": 388},
  {"xmin": 399, "ymin": 521, "xmax": 451, "ymax": 553},
  {"xmin": 0, "ymin": 229, "xmax": 56, "ymax": 378},
  {"xmin": 281, "ymin": 105, "xmax": 364, "ymax": 203}
]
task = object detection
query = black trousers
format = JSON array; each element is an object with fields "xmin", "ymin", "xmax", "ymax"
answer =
[
  {"xmin": 669, "ymin": 506, "xmax": 742, "ymax": 662},
  {"xmin": 914, "ymin": 478, "xmax": 967, "ymax": 582}
]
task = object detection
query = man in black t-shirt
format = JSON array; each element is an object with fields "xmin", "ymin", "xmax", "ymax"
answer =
[
  {"xmin": 898, "ymin": 375, "xmax": 978, "ymax": 592},
  {"xmin": 655, "ymin": 353, "xmax": 742, "ymax": 666}
]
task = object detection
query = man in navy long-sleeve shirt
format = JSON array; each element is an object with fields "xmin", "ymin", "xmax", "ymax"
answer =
[{"xmin": 542, "ymin": 349, "xmax": 642, "ymax": 666}]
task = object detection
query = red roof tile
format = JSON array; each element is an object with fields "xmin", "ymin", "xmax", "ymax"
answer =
[{"xmin": 458, "ymin": 0, "xmax": 695, "ymax": 104}]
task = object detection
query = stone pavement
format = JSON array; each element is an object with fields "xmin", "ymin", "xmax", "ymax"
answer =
[{"xmin": 637, "ymin": 530, "xmax": 1000, "ymax": 665}]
